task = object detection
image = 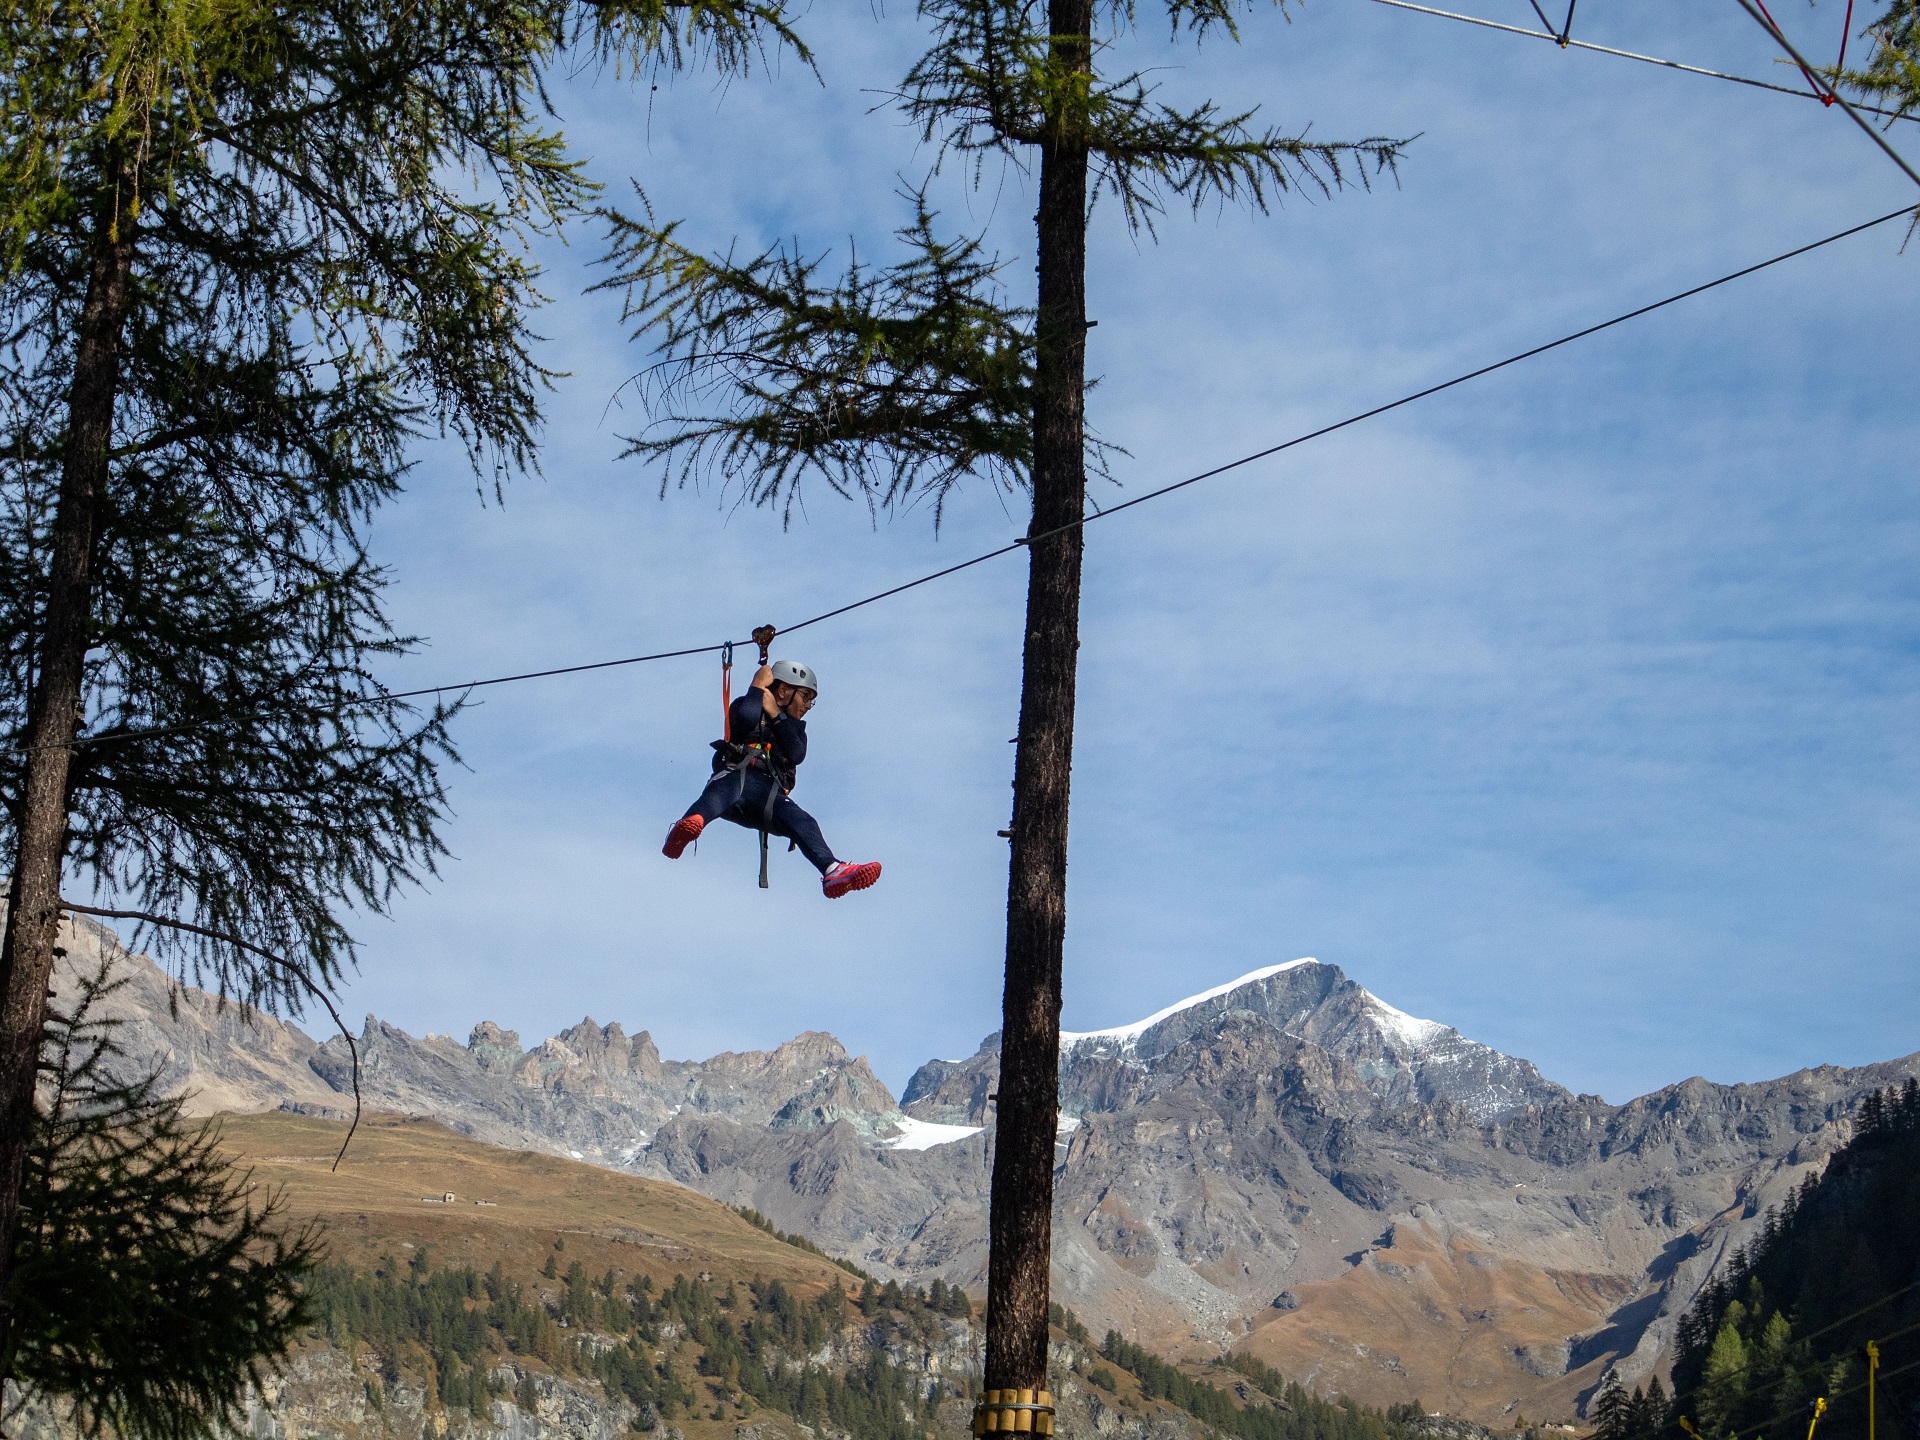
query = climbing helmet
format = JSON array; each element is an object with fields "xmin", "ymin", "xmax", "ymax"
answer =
[{"xmin": 769, "ymin": 659, "xmax": 819, "ymax": 697}]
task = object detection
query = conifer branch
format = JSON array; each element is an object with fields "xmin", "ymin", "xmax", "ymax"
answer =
[
  {"xmin": 8, "ymin": 959, "xmax": 319, "ymax": 1440},
  {"xmin": 582, "ymin": 0, "xmax": 816, "ymax": 77},
  {"xmin": 56, "ymin": 902, "xmax": 364, "ymax": 1172},
  {"xmin": 596, "ymin": 191, "xmax": 1040, "ymax": 522},
  {"xmin": 900, "ymin": 0, "xmax": 1412, "ymax": 232},
  {"xmin": 1837, "ymin": 1, "xmax": 1920, "ymax": 118}
]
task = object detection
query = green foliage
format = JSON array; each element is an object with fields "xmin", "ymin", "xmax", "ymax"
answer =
[
  {"xmin": 1592, "ymin": 1372, "xmax": 1671, "ymax": 1440},
  {"xmin": 309, "ymin": 1241, "xmax": 1436, "ymax": 1440},
  {"xmin": 307, "ymin": 1258, "xmax": 957, "ymax": 1440},
  {"xmin": 928, "ymin": 1277, "xmax": 974, "ymax": 1319},
  {"xmin": 1666, "ymin": 1078, "xmax": 1920, "ymax": 1440},
  {"xmin": 0, "ymin": 0, "xmax": 807, "ymax": 1021},
  {"xmin": 684, "ymin": 1274, "xmax": 945, "ymax": 1440},
  {"xmin": 898, "ymin": 0, "xmax": 1406, "ymax": 231},
  {"xmin": 4, "ymin": 962, "xmax": 318, "ymax": 1440},
  {"xmin": 1591, "ymin": 1371, "xmax": 1631, "ymax": 1440},
  {"xmin": 1049, "ymin": 1300, "xmax": 1089, "ymax": 1342},
  {"xmin": 599, "ymin": 192, "xmax": 1035, "ymax": 521},
  {"xmin": 1221, "ymin": 1352, "xmax": 1292, "ymax": 1401},
  {"xmin": 1101, "ymin": 1331, "xmax": 1412, "ymax": 1440},
  {"xmin": 0, "ymin": 0, "xmax": 807, "ymax": 270},
  {"xmin": 600, "ymin": 0, "xmax": 1408, "ymax": 517},
  {"xmin": 307, "ymin": 1254, "xmax": 666, "ymax": 1413},
  {"xmin": 1839, "ymin": 2, "xmax": 1920, "ymax": 116}
]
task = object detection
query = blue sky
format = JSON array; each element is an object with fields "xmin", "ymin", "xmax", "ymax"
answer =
[{"xmin": 325, "ymin": 0, "xmax": 1920, "ymax": 1105}]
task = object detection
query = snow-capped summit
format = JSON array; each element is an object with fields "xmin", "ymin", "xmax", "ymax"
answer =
[
  {"xmin": 1060, "ymin": 958, "xmax": 1319, "ymax": 1050},
  {"xmin": 904, "ymin": 958, "xmax": 1565, "ymax": 1125}
]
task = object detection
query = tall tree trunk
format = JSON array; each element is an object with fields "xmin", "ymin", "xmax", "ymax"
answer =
[
  {"xmin": 983, "ymin": 0, "xmax": 1092, "ymax": 1403},
  {"xmin": 0, "ymin": 174, "xmax": 136, "ymax": 1331}
]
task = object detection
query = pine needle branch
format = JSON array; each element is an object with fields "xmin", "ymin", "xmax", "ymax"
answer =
[
  {"xmin": 1836, "ymin": 1, "xmax": 1920, "ymax": 118},
  {"xmin": 8, "ymin": 960, "xmax": 319, "ymax": 1440},
  {"xmin": 580, "ymin": 0, "xmax": 816, "ymax": 78},
  {"xmin": 899, "ymin": 0, "xmax": 1412, "ymax": 232},
  {"xmin": 594, "ymin": 190, "xmax": 1038, "ymax": 524},
  {"xmin": 56, "ymin": 902, "xmax": 364, "ymax": 1170}
]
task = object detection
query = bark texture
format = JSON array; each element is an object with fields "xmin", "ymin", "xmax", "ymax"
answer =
[
  {"xmin": 0, "ymin": 180, "xmax": 136, "ymax": 1318},
  {"xmin": 984, "ymin": 0, "xmax": 1092, "ymax": 1395}
]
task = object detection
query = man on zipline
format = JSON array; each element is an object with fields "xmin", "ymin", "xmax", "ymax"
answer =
[{"xmin": 663, "ymin": 637, "xmax": 881, "ymax": 899}]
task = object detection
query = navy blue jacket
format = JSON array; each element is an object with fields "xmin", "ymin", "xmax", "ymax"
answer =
[{"xmin": 728, "ymin": 687, "xmax": 808, "ymax": 771}]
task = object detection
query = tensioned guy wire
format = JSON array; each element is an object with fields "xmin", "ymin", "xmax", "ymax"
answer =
[
  {"xmin": 989, "ymin": 206, "xmax": 1917, "ymax": 561},
  {"xmin": 45, "ymin": 202, "xmax": 1918, "ymax": 754},
  {"xmin": 1371, "ymin": 0, "xmax": 1920, "ymax": 121},
  {"xmin": 1731, "ymin": 0, "xmax": 1920, "ymax": 190}
]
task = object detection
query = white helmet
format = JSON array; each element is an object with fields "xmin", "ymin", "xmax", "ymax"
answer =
[{"xmin": 769, "ymin": 659, "xmax": 819, "ymax": 696}]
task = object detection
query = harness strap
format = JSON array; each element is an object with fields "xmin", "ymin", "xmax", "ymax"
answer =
[
  {"xmin": 757, "ymin": 756, "xmax": 779, "ymax": 890},
  {"xmin": 714, "ymin": 698, "xmax": 794, "ymax": 887}
]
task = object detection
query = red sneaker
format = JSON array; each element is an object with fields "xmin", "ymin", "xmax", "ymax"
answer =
[
  {"xmin": 822, "ymin": 860, "xmax": 881, "ymax": 899},
  {"xmin": 663, "ymin": 814, "xmax": 704, "ymax": 859}
]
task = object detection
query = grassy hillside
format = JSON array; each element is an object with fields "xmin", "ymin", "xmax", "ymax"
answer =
[
  {"xmin": 211, "ymin": 1111, "xmax": 1430, "ymax": 1440},
  {"xmin": 215, "ymin": 1112, "xmax": 969, "ymax": 1440},
  {"xmin": 213, "ymin": 1111, "xmax": 857, "ymax": 1292}
]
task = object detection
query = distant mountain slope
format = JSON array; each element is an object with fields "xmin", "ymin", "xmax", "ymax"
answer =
[
  {"xmin": 1662, "ymin": 1079, "xmax": 1920, "ymax": 1440},
  {"xmin": 48, "ymin": 912, "xmax": 906, "ymax": 1160},
  {"xmin": 52, "ymin": 917, "xmax": 1920, "ymax": 1427}
]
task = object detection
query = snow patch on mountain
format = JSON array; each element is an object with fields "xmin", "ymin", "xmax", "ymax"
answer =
[
  {"xmin": 1361, "ymin": 992, "xmax": 1448, "ymax": 1052},
  {"xmin": 1060, "ymin": 958, "xmax": 1318, "ymax": 1050},
  {"xmin": 885, "ymin": 1116, "xmax": 983, "ymax": 1150}
]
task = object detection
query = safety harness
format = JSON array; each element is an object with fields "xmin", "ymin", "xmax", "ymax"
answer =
[{"xmin": 711, "ymin": 628, "xmax": 794, "ymax": 889}]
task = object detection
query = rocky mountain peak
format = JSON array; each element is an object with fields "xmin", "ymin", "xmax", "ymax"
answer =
[
  {"xmin": 46, "ymin": 916, "xmax": 1920, "ymax": 1429},
  {"xmin": 902, "ymin": 958, "xmax": 1566, "ymax": 1126},
  {"xmin": 467, "ymin": 1021, "xmax": 524, "ymax": 1072}
]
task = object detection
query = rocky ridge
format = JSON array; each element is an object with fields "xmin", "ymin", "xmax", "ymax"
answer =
[
  {"xmin": 8, "ymin": 1354, "xmax": 646, "ymax": 1440},
  {"xmin": 51, "ymin": 915, "xmax": 1920, "ymax": 1425},
  {"xmin": 8, "ymin": 1269, "xmax": 1204, "ymax": 1440},
  {"xmin": 48, "ymin": 913, "xmax": 906, "ymax": 1158}
]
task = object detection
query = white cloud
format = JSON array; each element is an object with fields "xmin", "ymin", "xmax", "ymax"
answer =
[{"xmin": 332, "ymin": 0, "xmax": 1920, "ymax": 1104}]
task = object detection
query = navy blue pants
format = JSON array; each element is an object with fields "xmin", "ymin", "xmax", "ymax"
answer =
[{"xmin": 683, "ymin": 768, "xmax": 836, "ymax": 874}]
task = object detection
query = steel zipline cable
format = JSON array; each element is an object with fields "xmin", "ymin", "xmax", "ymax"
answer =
[
  {"xmin": 1370, "ymin": 0, "xmax": 1920, "ymax": 123},
  {"xmin": 1731, "ymin": 0, "xmax": 1920, "ymax": 190},
  {"xmin": 54, "ymin": 202, "xmax": 1917, "ymax": 756}
]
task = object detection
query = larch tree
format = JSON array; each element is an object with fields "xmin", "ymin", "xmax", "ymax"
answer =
[
  {"xmin": 7, "ymin": 959, "xmax": 320, "ymax": 1440},
  {"xmin": 0, "ymin": 0, "xmax": 803, "ymax": 1389},
  {"xmin": 599, "ymin": 0, "xmax": 1407, "ymax": 1403},
  {"xmin": 1828, "ymin": 1, "xmax": 1919, "ymax": 109}
]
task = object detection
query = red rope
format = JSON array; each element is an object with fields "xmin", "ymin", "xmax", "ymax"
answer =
[
  {"xmin": 1835, "ymin": 0, "xmax": 1856, "ymax": 85},
  {"xmin": 1752, "ymin": 0, "xmax": 1832, "ymax": 101},
  {"xmin": 722, "ymin": 643, "xmax": 734, "ymax": 742}
]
